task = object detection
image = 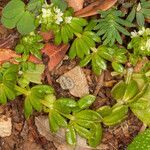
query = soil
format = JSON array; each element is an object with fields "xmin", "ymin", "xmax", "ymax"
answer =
[{"xmin": 0, "ymin": 0, "xmax": 143, "ymax": 150}]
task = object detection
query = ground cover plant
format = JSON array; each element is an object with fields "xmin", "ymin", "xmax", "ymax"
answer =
[{"xmin": 0, "ymin": 0, "xmax": 150, "ymax": 149}]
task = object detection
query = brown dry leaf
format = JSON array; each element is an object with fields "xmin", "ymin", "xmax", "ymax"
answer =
[
  {"xmin": 133, "ymin": 57, "xmax": 149, "ymax": 73},
  {"xmin": 75, "ymin": 0, "xmax": 117, "ymax": 17},
  {"xmin": 35, "ymin": 116, "xmax": 94, "ymax": 150},
  {"xmin": 66, "ymin": 0, "xmax": 84, "ymax": 12},
  {"xmin": 0, "ymin": 49, "xmax": 42, "ymax": 64},
  {"xmin": 42, "ymin": 43, "xmax": 69, "ymax": 71},
  {"xmin": 39, "ymin": 31, "xmax": 54, "ymax": 42}
]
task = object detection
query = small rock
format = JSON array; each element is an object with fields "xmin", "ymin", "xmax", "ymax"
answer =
[
  {"xmin": 57, "ymin": 66, "xmax": 89, "ymax": 97},
  {"xmin": 0, "ymin": 115, "xmax": 12, "ymax": 137},
  {"xmin": 57, "ymin": 76, "xmax": 74, "ymax": 90}
]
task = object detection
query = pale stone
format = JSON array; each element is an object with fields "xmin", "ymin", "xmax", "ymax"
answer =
[
  {"xmin": 0, "ymin": 115, "xmax": 12, "ymax": 137},
  {"xmin": 57, "ymin": 66, "xmax": 89, "ymax": 97}
]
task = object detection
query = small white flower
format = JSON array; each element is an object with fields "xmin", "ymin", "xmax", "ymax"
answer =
[
  {"xmin": 54, "ymin": 7, "xmax": 61, "ymax": 14},
  {"xmin": 18, "ymin": 71, "xmax": 23, "ymax": 75},
  {"xmin": 131, "ymin": 30, "xmax": 138, "ymax": 38},
  {"xmin": 29, "ymin": 32, "xmax": 35, "ymax": 36},
  {"xmin": 138, "ymin": 27, "xmax": 145, "ymax": 35},
  {"xmin": 141, "ymin": 46, "xmax": 145, "ymax": 50},
  {"xmin": 65, "ymin": 16, "xmax": 72, "ymax": 24},
  {"xmin": 55, "ymin": 16, "xmax": 63, "ymax": 24},
  {"xmin": 42, "ymin": 8, "xmax": 52, "ymax": 18},
  {"xmin": 146, "ymin": 39, "xmax": 150, "ymax": 51}
]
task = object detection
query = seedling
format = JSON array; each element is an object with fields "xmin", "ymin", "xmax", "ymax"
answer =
[{"xmin": 15, "ymin": 32, "xmax": 44, "ymax": 60}]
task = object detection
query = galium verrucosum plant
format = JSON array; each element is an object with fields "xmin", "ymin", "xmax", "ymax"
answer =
[{"xmin": 36, "ymin": 3, "xmax": 88, "ymax": 45}]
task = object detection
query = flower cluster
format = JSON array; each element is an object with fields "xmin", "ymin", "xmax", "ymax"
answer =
[
  {"xmin": 36, "ymin": 4, "xmax": 73, "ymax": 31},
  {"xmin": 131, "ymin": 27, "xmax": 150, "ymax": 38},
  {"xmin": 129, "ymin": 28, "xmax": 150, "ymax": 56}
]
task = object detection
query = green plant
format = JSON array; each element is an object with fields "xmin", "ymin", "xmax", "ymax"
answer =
[
  {"xmin": 80, "ymin": 45, "xmax": 127, "ymax": 75},
  {"xmin": 127, "ymin": 128, "xmax": 150, "ymax": 150},
  {"xmin": 27, "ymin": 0, "xmax": 44, "ymax": 15},
  {"xmin": 15, "ymin": 32, "xmax": 44, "ymax": 60},
  {"xmin": 36, "ymin": 3, "xmax": 87, "ymax": 44},
  {"xmin": 0, "ymin": 64, "xmax": 18, "ymax": 104},
  {"xmin": 69, "ymin": 30, "xmax": 100, "ymax": 59},
  {"xmin": 105, "ymin": 69, "xmax": 150, "ymax": 126},
  {"xmin": 1, "ymin": 0, "xmax": 37, "ymax": 34},
  {"xmin": 128, "ymin": 27, "xmax": 150, "ymax": 57},
  {"xmin": 127, "ymin": 0, "xmax": 150, "ymax": 27},
  {"xmin": 42, "ymin": 94, "xmax": 102, "ymax": 148},
  {"xmin": 18, "ymin": 62, "xmax": 45, "ymax": 88},
  {"xmin": 94, "ymin": 8, "xmax": 134, "ymax": 46}
]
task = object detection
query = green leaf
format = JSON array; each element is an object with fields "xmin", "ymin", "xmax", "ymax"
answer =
[
  {"xmin": 74, "ymin": 123, "xmax": 92, "ymax": 139},
  {"xmin": 49, "ymin": 112, "xmax": 59, "ymax": 133},
  {"xmin": 103, "ymin": 105, "xmax": 128, "ymax": 126},
  {"xmin": 1, "ymin": 12, "xmax": 23, "ymax": 29},
  {"xmin": 52, "ymin": 110, "xmax": 67, "ymax": 127},
  {"xmin": 127, "ymin": 129, "xmax": 150, "ymax": 150},
  {"xmin": 51, "ymin": 0, "xmax": 67, "ymax": 12},
  {"xmin": 80, "ymin": 55, "xmax": 92, "ymax": 67},
  {"xmin": 66, "ymin": 126, "xmax": 76, "ymax": 145},
  {"xmin": 54, "ymin": 98, "xmax": 77, "ymax": 114},
  {"xmin": 112, "ymin": 62, "xmax": 124, "ymax": 73},
  {"xmin": 18, "ymin": 63, "xmax": 45, "ymax": 87},
  {"xmin": 127, "ymin": 7, "xmax": 136, "ymax": 22},
  {"xmin": 136, "ymin": 12, "xmax": 145, "ymax": 27},
  {"xmin": 111, "ymin": 81, "xmax": 126, "ymax": 101},
  {"xmin": 2, "ymin": 0, "xmax": 25, "ymax": 19},
  {"xmin": 96, "ymin": 106, "xmax": 112, "ymax": 117},
  {"xmin": 27, "ymin": 0, "xmax": 44, "ymax": 14},
  {"xmin": 88, "ymin": 123, "xmax": 102, "ymax": 148},
  {"xmin": 123, "ymin": 80, "xmax": 139, "ymax": 101},
  {"xmin": 75, "ymin": 110, "xmax": 102, "ymax": 121},
  {"xmin": 78, "ymin": 95, "xmax": 96, "ymax": 109},
  {"xmin": 0, "ymin": 87, "xmax": 7, "ymax": 104},
  {"xmin": 69, "ymin": 39, "xmax": 77, "ymax": 59},
  {"xmin": 24, "ymin": 97, "xmax": 33, "ymax": 119},
  {"xmin": 17, "ymin": 11, "xmax": 35, "ymax": 34}
]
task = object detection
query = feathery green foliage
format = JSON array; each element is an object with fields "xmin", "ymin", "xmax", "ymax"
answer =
[{"xmin": 94, "ymin": 8, "xmax": 134, "ymax": 46}]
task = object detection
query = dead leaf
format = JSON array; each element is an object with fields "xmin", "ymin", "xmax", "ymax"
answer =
[
  {"xmin": 75, "ymin": 0, "xmax": 117, "ymax": 17},
  {"xmin": 39, "ymin": 31, "xmax": 54, "ymax": 42},
  {"xmin": 35, "ymin": 116, "xmax": 94, "ymax": 150},
  {"xmin": 134, "ymin": 57, "xmax": 149, "ymax": 73},
  {"xmin": 0, "ymin": 49, "xmax": 42, "ymax": 65},
  {"xmin": 66, "ymin": 0, "xmax": 84, "ymax": 12},
  {"xmin": 42, "ymin": 43, "xmax": 69, "ymax": 71}
]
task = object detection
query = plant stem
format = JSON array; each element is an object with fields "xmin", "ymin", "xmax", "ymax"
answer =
[
  {"xmin": 125, "ymin": 68, "xmax": 133, "ymax": 84},
  {"xmin": 91, "ymin": 47, "xmax": 97, "ymax": 53},
  {"xmin": 59, "ymin": 112, "xmax": 75, "ymax": 121},
  {"xmin": 15, "ymin": 85, "xmax": 29, "ymax": 96},
  {"xmin": 74, "ymin": 32, "xmax": 82, "ymax": 38}
]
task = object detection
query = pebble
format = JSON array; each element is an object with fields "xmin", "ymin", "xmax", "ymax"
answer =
[
  {"xmin": 0, "ymin": 115, "xmax": 12, "ymax": 137},
  {"xmin": 57, "ymin": 66, "xmax": 89, "ymax": 97}
]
